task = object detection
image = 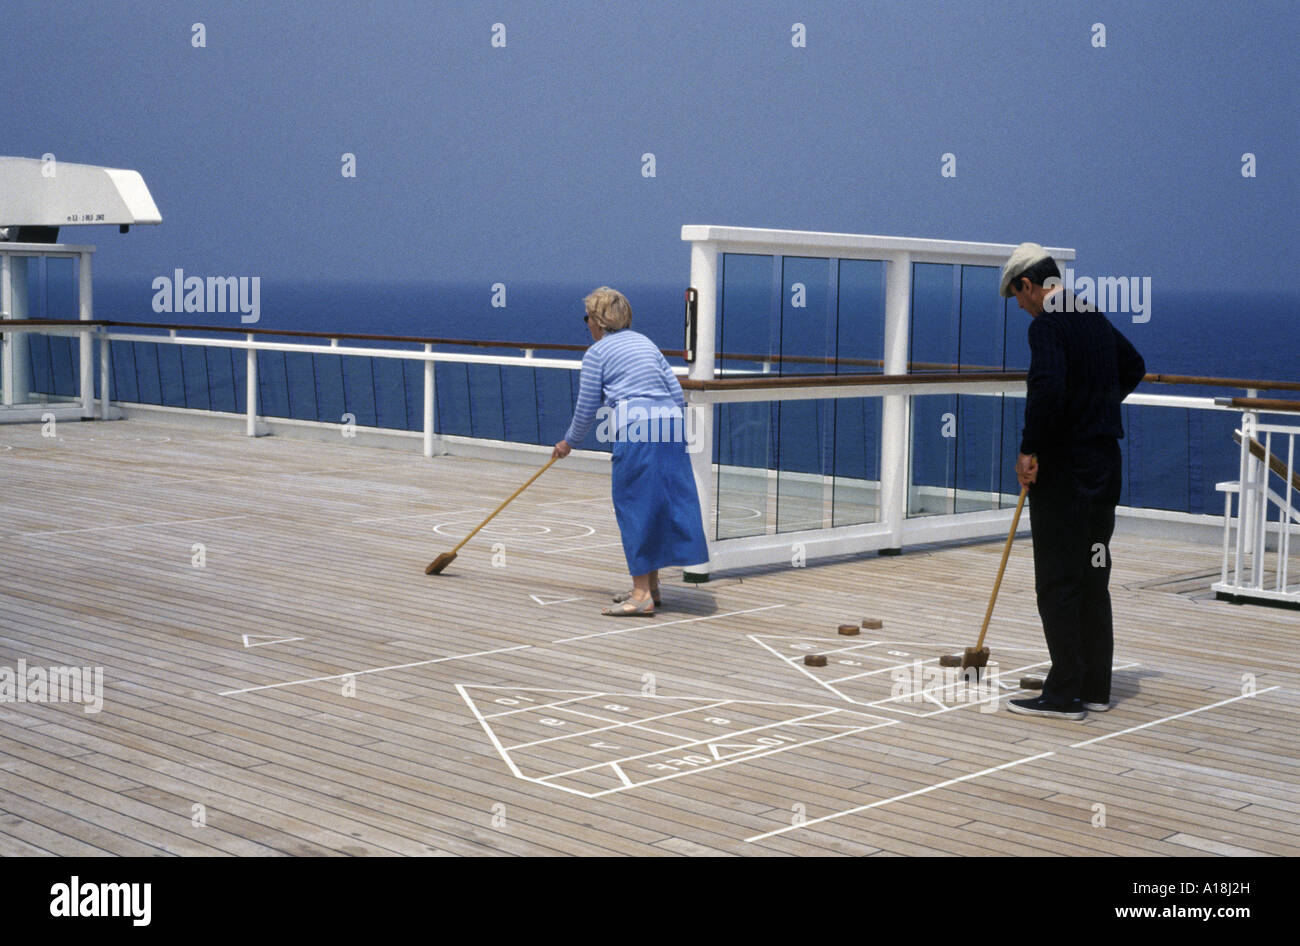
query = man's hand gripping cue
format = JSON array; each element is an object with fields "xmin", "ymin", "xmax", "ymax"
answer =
[{"xmin": 1016, "ymin": 452, "xmax": 1039, "ymax": 488}]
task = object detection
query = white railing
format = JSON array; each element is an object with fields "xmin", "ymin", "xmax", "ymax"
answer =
[
  {"xmin": 0, "ymin": 242, "xmax": 95, "ymax": 420},
  {"xmin": 680, "ymin": 225, "xmax": 1077, "ymax": 575},
  {"xmin": 1215, "ymin": 413, "xmax": 1299, "ymax": 605},
  {"xmin": 6, "ymin": 233, "xmax": 1295, "ymax": 585}
]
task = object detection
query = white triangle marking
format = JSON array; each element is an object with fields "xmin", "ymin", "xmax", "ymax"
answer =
[
  {"xmin": 530, "ymin": 594, "xmax": 584, "ymax": 606},
  {"xmin": 242, "ymin": 634, "xmax": 305, "ymax": 648}
]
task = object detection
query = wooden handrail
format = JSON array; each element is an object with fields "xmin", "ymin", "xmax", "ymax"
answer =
[
  {"xmin": 1144, "ymin": 374, "xmax": 1300, "ymax": 393},
  {"xmin": 4, "ymin": 317, "xmax": 1299, "ymax": 395},
  {"xmin": 1219, "ymin": 397, "xmax": 1300, "ymax": 414},
  {"xmin": 680, "ymin": 370, "xmax": 1025, "ymax": 391},
  {"xmin": 1234, "ymin": 431, "xmax": 1300, "ymax": 493},
  {"xmin": 0, "ymin": 317, "xmax": 598, "ymax": 355}
]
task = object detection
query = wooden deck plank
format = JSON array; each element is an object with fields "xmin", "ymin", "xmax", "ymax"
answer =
[{"xmin": 2, "ymin": 418, "xmax": 1297, "ymax": 856}]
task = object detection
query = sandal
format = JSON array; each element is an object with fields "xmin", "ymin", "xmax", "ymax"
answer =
[
  {"xmin": 601, "ymin": 595, "xmax": 656, "ymax": 617},
  {"xmin": 612, "ymin": 588, "xmax": 662, "ymax": 607}
]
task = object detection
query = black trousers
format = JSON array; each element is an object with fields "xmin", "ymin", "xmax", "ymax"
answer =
[{"xmin": 1028, "ymin": 442, "xmax": 1122, "ymax": 706}]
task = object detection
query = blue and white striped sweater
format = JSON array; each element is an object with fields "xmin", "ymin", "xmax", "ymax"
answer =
[{"xmin": 564, "ymin": 330, "xmax": 685, "ymax": 445}]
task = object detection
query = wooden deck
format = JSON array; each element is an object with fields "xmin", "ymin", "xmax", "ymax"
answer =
[{"xmin": 1, "ymin": 417, "xmax": 1297, "ymax": 857}]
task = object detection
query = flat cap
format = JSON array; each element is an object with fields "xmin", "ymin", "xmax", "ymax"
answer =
[{"xmin": 1000, "ymin": 242, "xmax": 1053, "ymax": 297}]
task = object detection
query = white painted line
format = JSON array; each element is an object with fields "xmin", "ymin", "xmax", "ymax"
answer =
[
  {"xmin": 552, "ymin": 604, "xmax": 786, "ymax": 644},
  {"xmin": 609, "ymin": 762, "xmax": 634, "ymax": 788},
  {"xmin": 242, "ymin": 634, "xmax": 305, "ymax": 649},
  {"xmin": 19, "ymin": 514, "xmax": 250, "ymax": 538},
  {"xmin": 482, "ymin": 693, "xmax": 595, "ymax": 720},
  {"xmin": 745, "ymin": 750, "xmax": 1058, "ymax": 843},
  {"xmin": 457, "ymin": 684, "xmax": 529, "ymax": 782},
  {"xmin": 787, "ymin": 641, "xmax": 885, "ymax": 660},
  {"xmin": 585, "ymin": 724, "xmax": 895, "ymax": 798},
  {"xmin": 505, "ymin": 700, "xmax": 729, "ymax": 750},
  {"xmin": 530, "ymin": 594, "xmax": 585, "ymax": 606},
  {"xmin": 218, "ymin": 643, "xmax": 533, "ymax": 695},
  {"xmin": 1070, "ymin": 686, "xmax": 1280, "ymax": 749},
  {"xmin": 538, "ymin": 709, "xmax": 845, "ymax": 778}
]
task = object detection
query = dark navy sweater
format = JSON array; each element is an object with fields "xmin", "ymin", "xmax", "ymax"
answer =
[{"xmin": 1019, "ymin": 299, "xmax": 1146, "ymax": 458}]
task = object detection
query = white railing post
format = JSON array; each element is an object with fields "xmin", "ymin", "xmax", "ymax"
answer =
[
  {"xmin": 245, "ymin": 336, "xmax": 258, "ymax": 436},
  {"xmin": 880, "ymin": 251, "xmax": 912, "ymax": 551},
  {"xmin": 423, "ymin": 342, "xmax": 435, "ymax": 457},
  {"xmin": 99, "ymin": 332, "xmax": 112, "ymax": 419},
  {"xmin": 1283, "ymin": 434, "xmax": 1295, "ymax": 593},
  {"xmin": 79, "ymin": 251, "xmax": 94, "ymax": 417},
  {"xmin": 1, "ymin": 254, "xmax": 11, "ymax": 406},
  {"xmin": 685, "ymin": 239, "xmax": 719, "ymax": 578}
]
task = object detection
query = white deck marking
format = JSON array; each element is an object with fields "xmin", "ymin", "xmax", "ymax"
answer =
[
  {"xmin": 459, "ymin": 687, "xmax": 897, "ymax": 798},
  {"xmin": 18, "ymin": 514, "xmax": 249, "ymax": 537},
  {"xmin": 552, "ymin": 604, "xmax": 785, "ymax": 644},
  {"xmin": 482, "ymin": 693, "xmax": 595, "ymax": 719},
  {"xmin": 218, "ymin": 643, "xmax": 533, "ymax": 695},
  {"xmin": 530, "ymin": 594, "xmax": 585, "ymax": 606},
  {"xmin": 241, "ymin": 634, "xmax": 305, "ymax": 648},
  {"xmin": 745, "ymin": 751, "xmax": 1059, "ymax": 843},
  {"xmin": 456, "ymin": 684, "xmax": 529, "ymax": 782},
  {"xmin": 747, "ymin": 684, "xmax": 1282, "ymax": 843},
  {"xmin": 580, "ymin": 726, "xmax": 896, "ymax": 799},
  {"xmin": 1070, "ymin": 686, "xmax": 1280, "ymax": 748},
  {"xmin": 504, "ymin": 700, "xmax": 730, "ymax": 750}
]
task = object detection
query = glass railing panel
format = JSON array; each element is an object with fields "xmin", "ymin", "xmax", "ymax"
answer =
[
  {"xmin": 1123, "ymin": 402, "xmax": 1191, "ymax": 512},
  {"xmin": 718, "ymin": 253, "xmax": 774, "ymax": 379},
  {"xmin": 999, "ymin": 395, "xmax": 1024, "ymax": 505},
  {"xmin": 776, "ymin": 399, "xmax": 832, "ymax": 533},
  {"xmin": 205, "ymin": 346, "xmax": 238, "ymax": 413},
  {"xmin": 157, "ymin": 343, "xmax": 187, "ymax": 407},
  {"xmin": 716, "ymin": 401, "xmax": 772, "ymax": 540},
  {"xmin": 909, "ymin": 263, "xmax": 959, "ymax": 374},
  {"xmin": 500, "ymin": 364, "xmax": 540, "ymax": 444},
  {"xmin": 953, "ymin": 393, "xmax": 1002, "ymax": 513},
  {"xmin": 837, "ymin": 259, "xmax": 886, "ymax": 374},
  {"xmin": 181, "ymin": 346, "xmax": 212, "ymax": 411},
  {"xmin": 466, "ymin": 364, "xmax": 505, "ymax": 441},
  {"xmin": 908, "ymin": 393, "xmax": 956, "ymax": 517},
  {"xmin": 400, "ymin": 359, "xmax": 423, "ymax": 432},
  {"xmin": 254, "ymin": 350, "xmax": 288, "ymax": 417},
  {"xmin": 371, "ymin": 356, "xmax": 407, "ymax": 430},
  {"xmin": 958, "ymin": 265, "xmax": 1003, "ymax": 372},
  {"xmin": 831, "ymin": 397, "xmax": 882, "ymax": 527},
  {"xmin": 536, "ymin": 368, "xmax": 579, "ymax": 446},
  {"xmin": 340, "ymin": 354, "xmax": 378, "ymax": 428},
  {"xmin": 311, "ymin": 353, "xmax": 345, "ymax": 424}
]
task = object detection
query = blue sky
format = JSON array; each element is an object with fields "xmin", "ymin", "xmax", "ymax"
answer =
[{"xmin": 3, "ymin": 0, "xmax": 1296, "ymax": 291}]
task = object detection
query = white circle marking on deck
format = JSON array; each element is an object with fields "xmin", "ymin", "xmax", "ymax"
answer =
[{"xmin": 432, "ymin": 518, "xmax": 597, "ymax": 540}]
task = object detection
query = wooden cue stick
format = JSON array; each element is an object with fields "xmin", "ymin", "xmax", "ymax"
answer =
[
  {"xmin": 448, "ymin": 456, "xmax": 559, "ymax": 555},
  {"xmin": 972, "ymin": 483, "xmax": 1028, "ymax": 653}
]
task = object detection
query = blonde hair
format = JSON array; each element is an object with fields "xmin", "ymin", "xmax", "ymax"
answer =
[{"xmin": 584, "ymin": 286, "xmax": 632, "ymax": 332}]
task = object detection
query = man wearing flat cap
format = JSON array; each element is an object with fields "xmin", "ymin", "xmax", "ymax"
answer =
[{"xmin": 1001, "ymin": 243, "xmax": 1146, "ymax": 721}]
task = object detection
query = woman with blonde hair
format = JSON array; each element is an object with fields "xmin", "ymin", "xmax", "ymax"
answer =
[{"xmin": 552, "ymin": 287, "xmax": 708, "ymax": 615}]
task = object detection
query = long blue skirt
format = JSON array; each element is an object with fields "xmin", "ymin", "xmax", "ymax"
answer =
[{"xmin": 610, "ymin": 425, "xmax": 709, "ymax": 576}]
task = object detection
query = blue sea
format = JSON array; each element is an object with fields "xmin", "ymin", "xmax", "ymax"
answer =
[{"xmin": 23, "ymin": 264, "xmax": 1300, "ymax": 522}]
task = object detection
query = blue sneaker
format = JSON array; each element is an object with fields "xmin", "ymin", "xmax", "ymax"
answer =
[{"xmin": 1006, "ymin": 696, "xmax": 1086, "ymax": 721}]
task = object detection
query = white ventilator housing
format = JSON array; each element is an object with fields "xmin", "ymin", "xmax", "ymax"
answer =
[
  {"xmin": 1, "ymin": 156, "xmax": 161, "ymax": 415},
  {"xmin": 0, "ymin": 156, "xmax": 162, "ymax": 236}
]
